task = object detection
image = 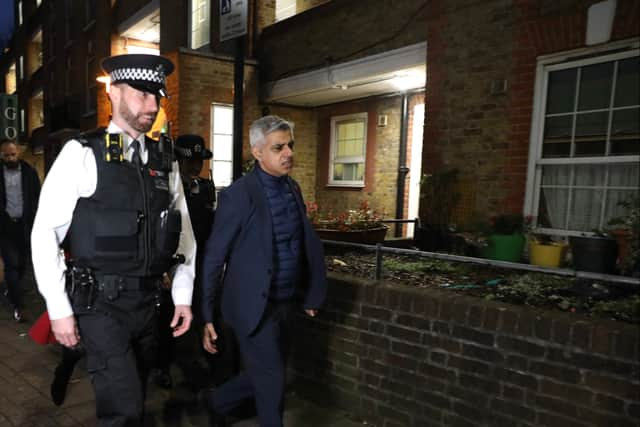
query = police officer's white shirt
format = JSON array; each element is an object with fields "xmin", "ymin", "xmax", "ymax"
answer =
[{"xmin": 31, "ymin": 122, "xmax": 196, "ymax": 320}]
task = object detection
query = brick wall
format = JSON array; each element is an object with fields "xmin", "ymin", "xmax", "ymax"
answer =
[
  {"xmin": 260, "ymin": 0, "xmax": 428, "ymax": 82},
  {"xmin": 290, "ymin": 272, "xmax": 640, "ymax": 427},
  {"xmin": 422, "ymin": 0, "xmax": 640, "ymax": 219},
  {"xmin": 314, "ymin": 93, "xmax": 424, "ymax": 227}
]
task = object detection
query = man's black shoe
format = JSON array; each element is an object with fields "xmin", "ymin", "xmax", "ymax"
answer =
[
  {"xmin": 51, "ymin": 364, "xmax": 73, "ymax": 406},
  {"xmin": 198, "ymin": 389, "xmax": 227, "ymax": 427}
]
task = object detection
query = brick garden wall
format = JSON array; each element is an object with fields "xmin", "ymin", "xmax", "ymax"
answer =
[{"xmin": 290, "ymin": 272, "xmax": 640, "ymax": 427}]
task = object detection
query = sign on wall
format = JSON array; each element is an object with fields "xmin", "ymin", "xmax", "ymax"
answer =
[
  {"xmin": 0, "ymin": 94, "xmax": 18, "ymax": 141},
  {"xmin": 219, "ymin": 0, "xmax": 248, "ymax": 42}
]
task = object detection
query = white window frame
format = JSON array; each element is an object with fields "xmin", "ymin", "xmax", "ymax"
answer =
[
  {"xmin": 525, "ymin": 39, "xmax": 640, "ymax": 237},
  {"xmin": 210, "ymin": 103, "xmax": 234, "ymax": 189},
  {"xmin": 329, "ymin": 112, "xmax": 368, "ymax": 187},
  {"xmin": 190, "ymin": 0, "xmax": 211, "ymax": 49}
]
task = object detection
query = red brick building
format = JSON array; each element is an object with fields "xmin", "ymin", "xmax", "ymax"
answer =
[{"xmin": 2, "ymin": 0, "xmax": 639, "ymax": 240}]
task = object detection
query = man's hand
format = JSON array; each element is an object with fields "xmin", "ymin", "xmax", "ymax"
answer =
[
  {"xmin": 171, "ymin": 305, "xmax": 192, "ymax": 337},
  {"xmin": 203, "ymin": 322, "xmax": 219, "ymax": 354},
  {"xmin": 305, "ymin": 309, "xmax": 318, "ymax": 317},
  {"xmin": 51, "ymin": 315, "xmax": 80, "ymax": 348}
]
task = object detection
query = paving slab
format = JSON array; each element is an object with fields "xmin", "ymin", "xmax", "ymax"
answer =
[{"xmin": 0, "ymin": 276, "xmax": 366, "ymax": 427}]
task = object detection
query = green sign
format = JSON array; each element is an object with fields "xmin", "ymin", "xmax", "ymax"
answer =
[{"xmin": 0, "ymin": 94, "xmax": 18, "ymax": 140}]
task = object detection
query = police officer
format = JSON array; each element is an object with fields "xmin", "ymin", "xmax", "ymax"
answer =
[
  {"xmin": 152, "ymin": 134, "xmax": 216, "ymax": 388},
  {"xmin": 31, "ymin": 54, "xmax": 196, "ymax": 426}
]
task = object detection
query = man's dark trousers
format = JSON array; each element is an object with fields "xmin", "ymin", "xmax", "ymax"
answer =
[
  {"xmin": 213, "ymin": 301, "xmax": 292, "ymax": 427},
  {"xmin": 76, "ymin": 288, "xmax": 158, "ymax": 426},
  {"xmin": 0, "ymin": 217, "xmax": 28, "ymax": 310}
]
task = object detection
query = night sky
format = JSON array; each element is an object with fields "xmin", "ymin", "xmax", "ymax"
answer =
[{"xmin": 0, "ymin": 0, "xmax": 15, "ymax": 52}]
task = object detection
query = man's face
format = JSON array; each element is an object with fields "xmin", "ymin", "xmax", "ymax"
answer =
[
  {"xmin": 251, "ymin": 130, "xmax": 294, "ymax": 177},
  {"xmin": 1, "ymin": 142, "xmax": 20, "ymax": 169},
  {"xmin": 111, "ymin": 84, "xmax": 159, "ymax": 136},
  {"xmin": 179, "ymin": 157, "xmax": 204, "ymax": 178}
]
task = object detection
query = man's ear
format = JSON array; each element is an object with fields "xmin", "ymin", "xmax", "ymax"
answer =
[{"xmin": 251, "ymin": 145, "xmax": 261, "ymax": 160}]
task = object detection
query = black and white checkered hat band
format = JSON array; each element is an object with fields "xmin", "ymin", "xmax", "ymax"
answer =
[{"xmin": 109, "ymin": 68, "xmax": 165, "ymax": 85}]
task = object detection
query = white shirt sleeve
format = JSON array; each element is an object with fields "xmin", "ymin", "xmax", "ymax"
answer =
[
  {"xmin": 31, "ymin": 140, "xmax": 98, "ymax": 320},
  {"xmin": 169, "ymin": 161, "xmax": 196, "ymax": 306}
]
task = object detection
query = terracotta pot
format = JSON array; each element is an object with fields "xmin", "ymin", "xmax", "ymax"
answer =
[
  {"xmin": 314, "ymin": 226, "xmax": 388, "ymax": 244},
  {"xmin": 609, "ymin": 228, "xmax": 632, "ymax": 266}
]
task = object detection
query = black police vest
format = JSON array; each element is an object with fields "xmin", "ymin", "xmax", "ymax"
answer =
[{"xmin": 68, "ymin": 129, "xmax": 181, "ymax": 277}]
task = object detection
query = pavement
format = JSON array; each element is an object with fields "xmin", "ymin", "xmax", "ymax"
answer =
[{"xmin": 0, "ymin": 271, "xmax": 365, "ymax": 427}]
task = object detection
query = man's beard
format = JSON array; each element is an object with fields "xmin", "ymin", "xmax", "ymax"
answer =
[
  {"xmin": 4, "ymin": 160, "xmax": 19, "ymax": 169},
  {"xmin": 118, "ymin": 99, "xmax": 157, "ymax": 134}
]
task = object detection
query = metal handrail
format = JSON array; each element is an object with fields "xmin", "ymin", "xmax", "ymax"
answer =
[{"xmin": 320, "ymin": 239, "xmax": 640, "ymax": 286}]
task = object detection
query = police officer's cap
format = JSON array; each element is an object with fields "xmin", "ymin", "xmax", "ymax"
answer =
[
  {"xmin": 101, "ymin": 54, "xmax": 174, "ymax": 98},
  {"xmin": 175, "ymin": 134, "xmax": 213, "ymax": 160}
]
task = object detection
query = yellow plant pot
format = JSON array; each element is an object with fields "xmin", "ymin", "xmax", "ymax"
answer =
[{"xmin": 529, "ymin": 241, "xmax": 568, "ymax": 268}]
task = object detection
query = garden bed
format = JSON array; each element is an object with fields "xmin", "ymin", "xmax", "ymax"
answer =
[{"xmin": 324, "ymin": 250, "xmax": 640, "ymax": 323}]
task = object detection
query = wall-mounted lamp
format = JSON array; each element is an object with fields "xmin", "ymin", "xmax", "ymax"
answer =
[{"xmin": 96, "ymin": 75, "xmax": 110, "ymax": 92}]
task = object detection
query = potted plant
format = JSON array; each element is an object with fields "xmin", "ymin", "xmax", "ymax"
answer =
[
  {"xmin": 528, "ymin": 232, "xmax": 568, "ymax": 268},
  {"xmin": 416, "ymin": 169, "xmax": 460, "ymax": 251},
  {"xmin": 483, "ymin": 213, "xmax": 528, "ymax": 263},
  {"xmin": 309, "ymin": 200, "xmax": 389, "ymax": 244},
  {"xmin": 606, "ymin": 195, "xmax": 640, "ymax": 275},
  {"xmin": 569, "ymin": 230, "xmax": 618, "ymax": 275}
]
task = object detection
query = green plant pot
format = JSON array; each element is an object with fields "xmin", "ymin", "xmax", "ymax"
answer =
[{"xmin": 484, "ymin": 234, "xmax": 525, "ymax": 262}]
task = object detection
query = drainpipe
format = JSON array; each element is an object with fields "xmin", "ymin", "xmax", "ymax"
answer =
[
  {"xmin": 232, "ymin": 36, "xmax": 245, "ymax": 182},
  {"xmin": 394, "ymin": 94, "xmax": 410, "ymax": 237}
]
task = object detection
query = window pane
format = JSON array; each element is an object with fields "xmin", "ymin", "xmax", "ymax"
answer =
[
  {"xmin": 542, "ymin": 115, "xmax": 572, "ymax": 157},
  {"xmin": 578, "ymin": 62, "xmax": 613, "ymax": 111},
  {"xmin": 213, "ymin": 135, "xmax": 232, "ymax": 161},
  {"xmin": 568, "ymin": 189, "xmax": 604, "ymax": 231},
  {"xmin": 573, "ymin": 164, "xmax": 605, "ymax": 186},
  {"xmin": 605, "ymin": 189, "xmax": 637, "ymax": 224},
  {"xmin": 610, "ymin": 107, "xmax": 640, "ymax": 155},
  {"xmin": 546, "ymin": 69, "xmax": 576, "ymax": 114},
  {"xmin": 608, "ymin": 163, "xmax": 640, "ymax": 187},
  {"xmin": 214, "ymin": 106, "xmax": 233, "ymax": 134},
  {"xmin": 191, "ymin": 0, "xmax": 210, "ymax": 49},
  {"xmin": 333, "ymin": 163, "xmax": 343, "ymax": 180},
  {"xmin": 213, "ymin": 160, "xmax": 232, "ymax": 187},
  {"xmin": 537, "ymin": 186, "xmax": 568, "ymax": 229},
  {"xmin": 614, "ymin": 57, "xmax": 640, "ymax": 107},
  {"xmin": 541, "ymin": 164, "xmax": 571, "ymax": 186},
  {"xmin": 574, "ymin": 112, "xmax": 607, "ymax": 156}
]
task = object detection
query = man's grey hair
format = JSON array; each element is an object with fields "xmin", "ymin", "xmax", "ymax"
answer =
[{"xmin": 249, "ymin": 115, "xmax": 294, "ymax": 148}]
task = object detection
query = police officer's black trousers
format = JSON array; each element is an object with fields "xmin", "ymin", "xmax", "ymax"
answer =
[
  {"xmin": 76, "ymin": 289, "xmax": 158, "ymax": 427},
  {"xmin": 0, "ymin": 218, "xmax": 28, "ymax": 309}
]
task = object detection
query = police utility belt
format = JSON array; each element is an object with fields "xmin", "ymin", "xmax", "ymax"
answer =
[
  {"xmin": 65, "ymin": 254, "xmax": 184, "ymax": 310},
  {"xmin": 65, "ymin": 267, "xmax": 158, "ymax": 310}
]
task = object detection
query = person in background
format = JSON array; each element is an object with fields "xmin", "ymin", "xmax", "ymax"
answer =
[
  {"xmin": 199, "ymin": 115, "xmax": 327, "ymax": 427},
  {"xmin": 0, "ymin": 139, "xmax": 41, "ymax": 322},
  {"xmin": 30, "ymin": 54, "xmax": 196, "ymax": 426}
]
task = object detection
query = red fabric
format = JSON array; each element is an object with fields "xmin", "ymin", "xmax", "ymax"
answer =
[{"xmin": 28, "ymin": 312, "xmax": 57, "ymax": 345}]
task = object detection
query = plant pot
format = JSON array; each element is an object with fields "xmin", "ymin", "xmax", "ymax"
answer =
[
  {"xmin": 529, "ymin": 241, "xmax": 568, "ymax": 268},
  {"xmin": 484, "ymin": 233, "xmax": 525, "ymax": 262},
  {"xmin": 609, "ymin": 228, "xmax": 632, "ymax": 267},
  {"xmin": 416, "ymin": 224, "xmax": 449, "ymax": 251},
  {"xmin": 314, "ymin": 226, "xmax": 388, "ymax": 244},
  {"xmin": 569, "ymin": 235, "xmax": 617, "ymax": 274}
]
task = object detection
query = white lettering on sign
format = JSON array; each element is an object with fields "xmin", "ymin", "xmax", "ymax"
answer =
[{"xmin": 4, "ymin": 107, "xmax": 16, "ymax": 121}]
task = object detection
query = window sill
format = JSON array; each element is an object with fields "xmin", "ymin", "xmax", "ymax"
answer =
[{"xmin": 325, "ymin": 183, "xmax": 366, "ymax": 189}]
